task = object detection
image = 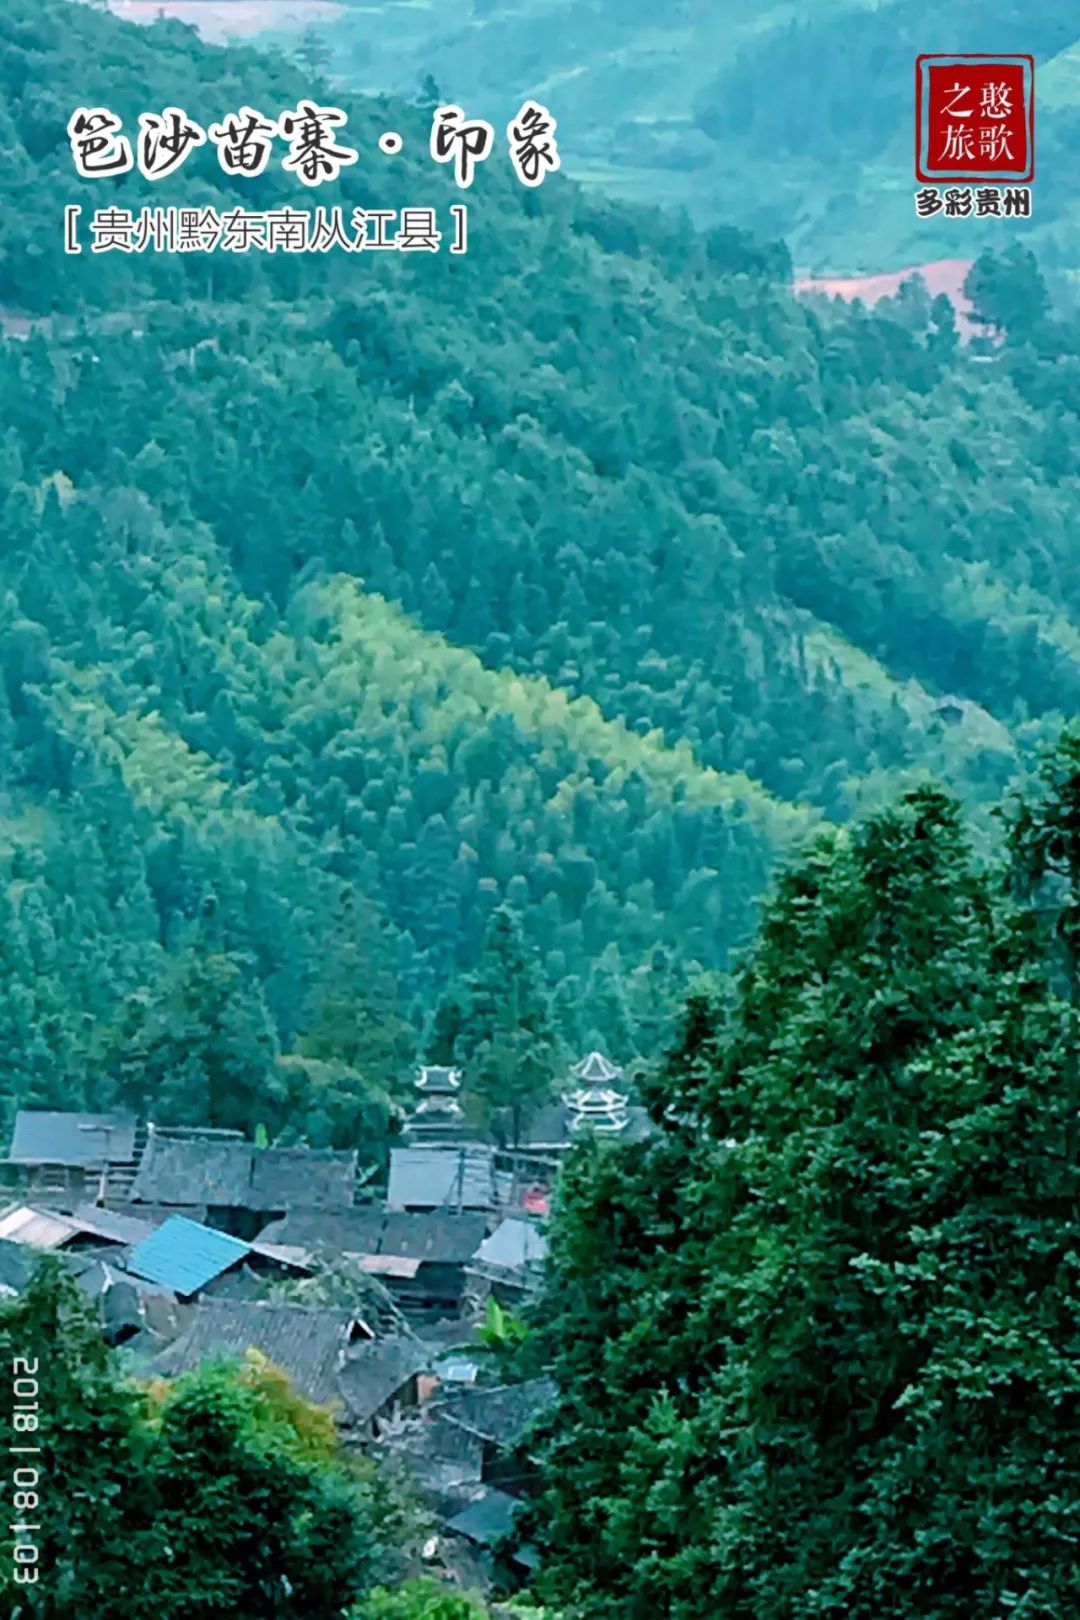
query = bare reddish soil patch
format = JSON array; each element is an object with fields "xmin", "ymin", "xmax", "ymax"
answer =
[{"xmin": 795, "ymin": 258, "xmax": 976, "ymax": 335}]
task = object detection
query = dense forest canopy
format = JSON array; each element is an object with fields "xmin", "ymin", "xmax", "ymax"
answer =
[
  {"xmin": 2, "ymin": 0, "xmax": 1080, "ymax": 1145},
  {"xmin": 3, "ymin": 4, "xmax": 1080, "ymax": 1617},
  {"xmin": 527, "ymin": 763, "xmax": 1080, "ymax": 1616},
  {"xmin": 306, "ymin": 0, "xmax": 1074, "ymax": 269}
]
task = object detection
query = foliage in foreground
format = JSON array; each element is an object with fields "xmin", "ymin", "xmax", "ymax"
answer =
[
  {"xmin": 0, "ymin": 1259, "xmax": 414, "ymax": 1619},
  {"xmin": 528, "ymin": 762, "xmax": 1080, "ymax": 1617},
  {"xmin": 353, "ymin": 1578, "xmax": 560, "ymax": 1618}
]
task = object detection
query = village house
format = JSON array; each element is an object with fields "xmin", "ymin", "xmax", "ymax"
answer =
[
  {"xmin": 0, "ymin": 1110, "xmax": 143, "ymax": 1207},
  {"xmin": 0, "ymin": 1200, "xmax": 157, "ymax": 1258},
  {"xmin": 386, "ymin": 1378, "xmax": 559, "ymax": 1587},
  {"xmin": 256, "ymin": 1206, "xmax": 490, "ymax": 1323},
  {"xmin": 466, "ymin": 1218, "xmax": 549, "ymax": 1307},
  {"xmin": 386, "ymin": 1145, "xmax": 500, "ymax": 1213},
  {"xmin": 123, "ymin": 1212, "xmax": 313, "ymax": 1302},
  {"xmin": 149, "ymin": 1300, "xmax": 432, "ymax": 1439},
  {"xmin": 443, "ymin": 1489, "xmax": 540, "ymax": 1583},
  {"xmin": 0, "ymin": 1210, "xmax": 181, "ymax": 1350},
  {"xmin": 433, "ymin": 1378, "xmax": 559, "ymax": 1498},
  {"xmin": 127, "ymin": 1126, "xmax": 358, "ymax": 1237},
  {"xmin": 70, "ymin": 1255, "xmax": 182, "ymax": 1350}
]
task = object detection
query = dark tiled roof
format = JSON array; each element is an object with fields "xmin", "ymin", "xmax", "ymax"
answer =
[
  {"xmin": 416, "ymin": 1316, "xmax": 484, "ymax": 1354},
  {"xmin": 72, "ymin": 1256, "xmax": 177, "ymax": 1301},
  {"xmin": 130, "ymin": 1136, "xmax": 252, "ymax": 1207},
  {"xmin": 130, "ymin": 1136, "xmax": 358, "ymax": 1211},
  {"xmin": 100, "ymin": 1277, "xmax": 144, "ymax": 1340},
  {"xmin": 470, "ymin": 1219, "xmax": 547, "ymax": 1272},
  {"xmin": 258, "ymin": 1209, "xmax": 489, "ymax": 1267},
  {"xmin": 151, "ymin": 1301, "xmax": 359, "ymax": 1407},
  {"xmin": 620, "ymin": 1106, "xmax": 659, "ymax": 1144},
  {"xmin": 199, "ymin": 1265, "xmax": 268, "ymax": 1303},
  {"xmin": 425, "ymin": 1415, "xmax": 486, "ymax": 1469},
  {"xmin": 69, "ymin": 1204, "xmax": 158, "ymax": 1246},
  {"xmin": 515, "ymin": 1102, "xmax": 572, "ymax": 1148},
  {"xmin": 248, "ymin": 1148, "xmax": 357, "ymax": 1210},
  {"xmin": 116, "ymin": 1200, "xmax": 208, "ymax": 1226},
  {"xmin": 337, "ymin": 1336, "xmax": 430, "ymax": 1423},
  {"xmin": 435, "ymin": 1379, "xmax": 559, "ymax": 1448},
  {"xmin": 445, "ymin": 1488, "xmax": 521, "ymax": 1546},
  {"xmin": 392, "ymin": 1430, "xmax": 484, "ymax": 1496},
  {"xmin": 387, "ymin": 1147, "xmax": 497, "ymax": 1211},
  {"xmin": 380, "ymin": 1212, "xmax": 488, "ymax": 1265},
  {"xmin": 256, "ymin": 1209, "xmax": 387, "ymax": 1256},
  {"xmin": 8, "ymin": 1112, "xmax": 137, "ymax": 1166}
]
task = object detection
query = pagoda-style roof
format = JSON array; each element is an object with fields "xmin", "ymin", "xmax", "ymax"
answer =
[
  {"xmin": 413, "ymin": 1097, "xmax": 464, "ymax": 1119},
  {"xmin": 416, "ymin": 1066, "xmax": 463, "ymax": 1094},
  {"xmin": 572, "ymin": 1051, "xmax": 622, "ymax": 1085},
  {"xmin": 570, "ymin": 1109, "xmax": 630, "ymax": 1135},
  {"xmin": 568, "ymin": 1087, "xmax": 628, "ymax": 1115},
  {"xmin": 405, "ymin": 1079, "xmax": 468, "ymax": 1144},
  {"xmin": 566, "ymin": 1054, "xmax": 630, "ymax": 1135},
  {"xmin": 566, "ymin": 1072, "xmax": 630, "ymax": 1133}
]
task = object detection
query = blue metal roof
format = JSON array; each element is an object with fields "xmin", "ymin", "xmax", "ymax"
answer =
[{"xmin": 126, "ymin": 1215, "xmax": 249, "ymax": 1298}]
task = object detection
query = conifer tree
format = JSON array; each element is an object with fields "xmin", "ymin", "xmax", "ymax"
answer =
[
  {"xmin": 464, "ymin": 906, "xmax": 559, "ymax": 1145},
  {"xmin": 530, "ymin": 788, "xmax": 1080, "ymax": 1617}
]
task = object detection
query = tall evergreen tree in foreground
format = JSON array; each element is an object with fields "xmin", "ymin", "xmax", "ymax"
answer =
[{"xmin": 528, "ymin": 785, "xmax": 1080, "ymax": 1617}]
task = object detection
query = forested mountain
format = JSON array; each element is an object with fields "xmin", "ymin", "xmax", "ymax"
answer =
[
  {"xmin": 309, "ymin": 0, "xmax": 1072, "ymax": 270},
  {"xmin": 2, "ymin": 0, "xmax": 1080, "ymax": 1145},
  {"xmin": 6, "ymin": 5, "xmax": 1080, "ymax": 1617}
]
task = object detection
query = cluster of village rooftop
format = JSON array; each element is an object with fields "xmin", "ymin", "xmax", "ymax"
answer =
[{"xmin": 0, "ymin": 1053, "xmax": 641, "ymax": 1586}]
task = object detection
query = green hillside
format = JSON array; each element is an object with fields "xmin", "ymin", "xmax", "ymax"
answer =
[
  {"xmin": 310, "ymin": 0, "xmax": 1078, "ymax": 270},
  {"xmin": 2, "ymin": 0, "xmax": 1080, "ymax": 1141},
  {"xmin": 7, "ymin": 8, "xmax": 1080, "ymax": 1619}
]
